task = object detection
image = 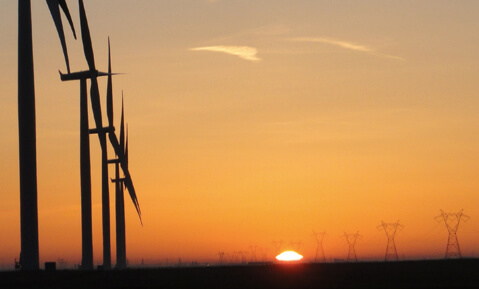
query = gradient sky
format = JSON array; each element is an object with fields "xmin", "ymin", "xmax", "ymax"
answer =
[{"xmin": 1, "ymin": 0, "xmax": 479, "ymax": 267}]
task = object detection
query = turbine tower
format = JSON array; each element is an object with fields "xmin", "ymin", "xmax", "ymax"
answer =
[
  {"xmin": 435, "ymin": 210, "xmax": 470, "ymax": 259},
  {"xmin": 377, "ymin": 221, "xmax": 403, "ymax": 261},
  {"xmin": 59, "ymin": 71, "xmax": 97, "ymax": 270},
  {"xmin": 17, "ymin": 0, "xmax": 75, "ymax": 270},
  {"xmin": 344, "ymin": 232, "xmax": 361, "ymax": 262},
  {"xmin": 59, "ymin": 56, "xmax": 115, "ymax": 269},
  {"xmin": 312, "ymin": 231, "xmax": 326, "ymax": 262}
]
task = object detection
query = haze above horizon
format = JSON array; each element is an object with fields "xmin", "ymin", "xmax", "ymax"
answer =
[{"xmin": 1, "ymin": 0, "xmax": 479, "ymax": 267}]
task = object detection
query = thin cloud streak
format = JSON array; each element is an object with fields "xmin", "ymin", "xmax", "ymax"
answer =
[
  {"xmin": 190, "ymin": 46, "xmax": 261, "ymax": 62},
  {"xmin": 290, "ymin": 37, "xmax": 404, "ymax": 61},
  {"xmin": 292, "ymin": 37, "xmax": 373, "ymax": 52}
]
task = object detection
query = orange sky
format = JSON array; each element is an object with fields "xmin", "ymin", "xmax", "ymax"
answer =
[{"xmin": 1, "ymin": 1, "xmax": 479, "ymax": 268}]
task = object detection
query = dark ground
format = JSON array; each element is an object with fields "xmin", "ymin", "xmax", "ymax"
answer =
[{"xmin": 0, "ymin": 259, "xmax": 477, "ymax": 289}]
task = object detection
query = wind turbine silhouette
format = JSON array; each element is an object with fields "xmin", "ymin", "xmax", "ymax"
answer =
[
  {"xmin": 59, "ymin": 0, "xmax": 114, "ymax": 269},
  {"xmin": 17, "ymin": 0, "xmax": 75, "ymax": 270},
  {"xmin": 105, "ymin": 39, "xmax": 142, "ymax": 268},
  {"xmin": 59, "ymin": 0, "xmax": 142, "ymax": 269},
  {"xmin": 109, "ymin": 95, "xmax": 128, "ymax": 269},
  {"xmin": 57, "ymin": 9, "xmax": 110, "ymax": 271}
]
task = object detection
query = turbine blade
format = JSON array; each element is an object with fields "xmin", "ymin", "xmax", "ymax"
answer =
[
  {"xmin": 108, "ymin": 132, "xmax": 142, "ymax": 225},
  {"xmin": 58, "ymin": 0, "xmax": 77, "ymax": 39},
  {"xmin": 106, "ymin": 38, "xmax": 114, "ymax": 128},
  {"xmin": 120, "ymin": 94, "xmax": 125, "ymax": 153},
  {"xmin": 125, "ymin": 125, "xmax": 129, "ymax": 167},
  {"xmin": 79, "ymin": 0, "xmax": 96, "ymax": 71},
  {"xmin": 78, "ymin": 0, "xmax": 103, "ymax": 135},
  {"xmin": 89, "ymin": 78, "xmax": 104, "ymax": 132},
  {"xmin": 46, "ymin": 0, "xmax": 75, "ymax": 73}
]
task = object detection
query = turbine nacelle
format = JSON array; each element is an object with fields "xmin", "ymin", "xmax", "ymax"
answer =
[
  {"xmin": 111, "ymin": 177, "xmax": 127, "ymax": 183},
  {"xmin": 89, "ymin": 126, "xmax": 115, "ymax": 135},
  {"xmin": 59, "ymin": 70, "xmax": 120, "ymax": 81}
]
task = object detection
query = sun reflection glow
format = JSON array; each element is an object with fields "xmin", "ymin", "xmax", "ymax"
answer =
[{"xmin": 276, "ymin": 251, "xmax": 303, "ymax": 262}]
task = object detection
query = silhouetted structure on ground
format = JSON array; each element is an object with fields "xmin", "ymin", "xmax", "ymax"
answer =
[
  {"xmin": 312, "ymin": 231, "xmax": 326, "ymax": 262},
  {"xmin": 17, "ymin": 0, "xmax": 140, "ymax": 271},
  {"xmin": 288, "ymin": 241, "xmax": 303, "ymax": 252},
  {"xmin": 17, "ymin": 0, "xmax": 76, "ymax": 271},
  {"xmin": 109, "ymin": 93, "xmax": 128, "ymax": 269},
  {"xmin": 435, "ymin": 209, "xmax": 469, "ymax": 259},
  {"xmin": 76, "ymin": 0, "xmax": 113, "ymax": 269},
  {"xmin": 271, "ymin": 240, "xmax": 283, "ymax": 258},
  {"xmin": 378, "ymin": 221, "xmax": 403, "ymax": 261},
  {"xmin": 57, "ymin": 0, "xmax": 142, "ymax": 270},
  {"xmin": 344, "ymin": 232, "xmax": 361, "ymax": 262},
  {"xmin": 104, "ymin": 41, "xmax": 128, "ymax": 269},
  {"xmin": 218, "ymin": 252, "xmax": 226, "ymax": 265},
  {"xmin": 18, "ymin": 0, "xmax": 40, "ymax": 271},
  {"xmin": 59, "ymin": 73, "xmax": 96, "ymax": 270}
]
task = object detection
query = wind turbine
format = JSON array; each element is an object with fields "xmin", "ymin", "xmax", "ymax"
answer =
[
  {"xmin": 17, "ymin": 0, "xmax": 75, "ymax": 270},
  {"xmin": 58, "ymin": 63, "xmax": 113, "ymax": 270},
  {"xmin": 58, "ymin": 0, "xmax": 115, "ymax": 269},
  {"xmin": 62, "ymin": 0, "xmax": 141, "ymax": 269},
  {"xmin": 109, "ymin": 95, "xmax": 128, "ymax": 269},
  {"xmin": 77, "ymin": 0, "xmax": 115, "ymax": 269},
  {"xmin": 105, "ymin": 39, "xmax": 142, "ymax": 269}
]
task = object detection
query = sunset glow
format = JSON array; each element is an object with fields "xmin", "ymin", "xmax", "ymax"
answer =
[
  {"xmin": 276, "ymin": 251, "xmax": 303, "ymax": 262},
  {"xmin": 1, "ymin": 1, "xmax": 479, "ymax": 268}
]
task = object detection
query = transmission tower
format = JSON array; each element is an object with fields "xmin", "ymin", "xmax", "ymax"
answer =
[
  {"xmin": 312, "ymin": 231, "xmax": 326, "ymax": 262},
  {"xmin": 377, "ymin": 221, "xmax": 404, "ymax": 261},
  {"xmin": 344, "ymin": 232, "xmax": 361, "ymax": 262},
  {"xmin": 230, "ymin": 251, "xmax": 239, "ymax": 263},
  {"xmin": 435, "ymin": 209, "xmax": 470, "ymax": 259},
  {"xmin": 238, "ymin": 251, "xmax": 248, "ymax": 264},
  {"xmin": 258, "ymin": 247, "xmax": 268, "ymax": 262},
  {"xmin": 249, "ymin": 246, "xmax": 258, "ymax": 262},
  {"xmin": 289, "ymin": 241, "xmax": 303, "ymax": 252},
  {"xmin": 218, "ymin": 251, "xmax": 225, "ymax": 264},
  {"xmin": 272, "ymin": 240, "xmax": 283, "ymax": 256}
]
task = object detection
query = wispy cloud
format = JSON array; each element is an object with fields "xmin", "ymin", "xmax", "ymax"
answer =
[
  {"xmin": 291, "ymin": 37, "xmax": 372, "ymax": 52},
  {"xmin": 290, "ymin": 37, "xmax": 404, "ymax": 61},
  {"xmin": 190, "ymin": 46, "xmax": 261, "ymax": 62}
]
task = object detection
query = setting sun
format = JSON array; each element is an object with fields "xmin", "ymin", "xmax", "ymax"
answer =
[{"xmin": 276, "ymin": 251, "xmax": 304, "ymax": 262}]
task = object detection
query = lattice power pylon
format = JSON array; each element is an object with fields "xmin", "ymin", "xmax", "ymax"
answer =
[
  {"xmin": 249, "ymin": 245, "xmax": 258, "ymax": 262},
  {"xmin": 435, "ymin": 209, "xmax": 470, "ymax": 259},
  {"xmin": 344, "ymin": 232, "xmax": 361, "ymax": 262},
  {"xmin": 312, "ymin": 231, "xmax": 326, "ymax": 262},
  {"xmin": 238, "ymin": 251, "xmax": 248, "ymax": 264},
  {"xmin": 289, "ymin": 241, "xmax": 303, "ymax": 252},
  {"xmin": 377, "ymin": 221, "xmax": 404, "ymax": 261},
  {"xmin": 272, "ymin": 240, "xmax": 283, "ymax": 256},
  {"xmin": 218, "ymin": 251, "xmax": 225, "ymax": 264}
]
